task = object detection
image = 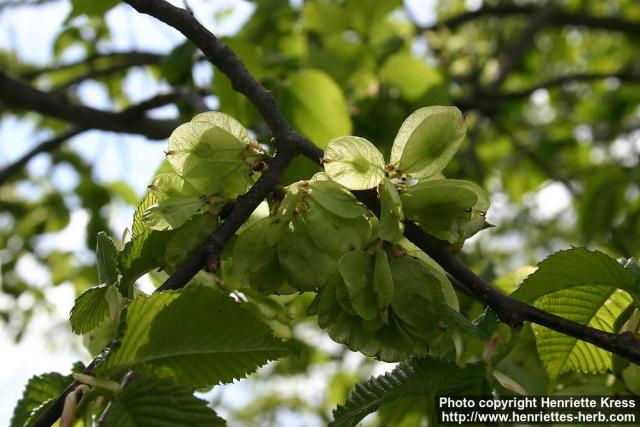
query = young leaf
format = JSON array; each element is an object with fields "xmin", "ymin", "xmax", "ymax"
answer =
[
  {"xmin": 390, "ymin": 106, "xmax": 466, "ymax": 179},
  {"xmin": 280, "ymin": 69, "xmax": 352, "ymax": 148},
  {"xmin": 400, "ymin": 179, "xmax": 477, "ymax": 243},
  {"xmin": 11, "ymin": 372, "xmax": 71, "ymax": 427},
  {"xmin": 83, "ymin": 318, "xmax": 118, "ymax": 356},
  {"xmin": 379, "ymin": 52, "xmax": 444, "ymax": 101},
  {"xmin": 132, "ymin": 190, "xmax": 159, "ymax": 239},
  {"xmin": 323, "ymin": 136, "xmax": 385, "ymax": 190},
  {"xmin": 191, "ymin": 111, "xmax": 252, "ymax": 145},
  {"xmin": 305, "ymin": 199, "xmax": 371, "ymax": 255},
  {"xmin": 150, "ymin": 173, "xmax": 199, "ymax": 198},
  {"xmin": 233, "ymin": 217, "xmax": 287, "ymax": 294},
  {"xmin": 99, "ymin": 375, "xmax": 226, "ymax": 427},
  {"xmin": 373, "ymin": 249, "xmax": 394, "ymax": 322},
  {"xmin": 330, "ymin": 357, "xmax": 487, "ymax": 427},
  {"xmin": 389, "ymin": 256, "xmax": 450, "ymax": 343},
  {"xmin": 339, "ymin": 250, "xmax": 378, "ymax": 321},
  {"xmin": 168, "ymin": 123, "xmax": 252, "ymax": 196},
  {"xmin": 96, "ymin": 232, "xmax": 119, "ymax": 285},
  {"xmin": 142, "ymin": 195, "xmax": 205, "ymax": 231},
  {"xmin": 453, "ymin": 179, "xmax": 490, "ymax": 244},
  {"xmin": 69, "ymin": 284, "xmax": 111, "ymax": 335},
  {"xmin": 163, "ymin": 214, "xmax": 218, "ymax": 272},
  {"xmin": 162, "ymin": 41, "xmax": 196, "ymax": 85},
  {"xmin": 378, "ymin": 178, "xmax": 404, "ymax": 243},
  {"xmin": 276, "ymin": 216, "xmax": 339, "ymax": 291},
  {"xmin": 308, "ymin": 180, "xmax": 369, "ymax": 219},
  {"xmin": 97, "ymin": 286, "xmax": 291, "ymax": 388}
]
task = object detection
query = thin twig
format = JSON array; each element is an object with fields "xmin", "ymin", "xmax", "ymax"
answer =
[
  {"xmin": 0, "ymin": 128, "xmax": 84, "ymax": 186},
  {"xmin": 420, "ymin": 4, "xmax": 640, "ymax": 37}
]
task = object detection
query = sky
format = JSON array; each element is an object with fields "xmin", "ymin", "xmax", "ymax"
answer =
[{"xmin": 0, "ymin": 0, "xmax": 581, "ymax": 425}]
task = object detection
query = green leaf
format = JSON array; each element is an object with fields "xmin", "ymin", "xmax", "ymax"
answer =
[
  {"xmin": 132, "ymin": 190, "xmax": 159, "ymax": 239},
  {"xmin": 308, "ymin": 181, "xmax": 369, "ymax": 219},
  {"xmin": 330, "ymin": 357, "xmax": 487, "ymax": 427},
  {"xmin": 512, "ymin": 248, "xmax": 634, "ymax": 302},
  {"xmin": 373, "ymin": 249, "xmax": 394, "ymax": 322},
  {"xmin": 142, "ymin": 195, "xmax": 205, "ymax": 231},
  {"xmin": 323, "ymin": 136, "xmax": 385, "ymax": 190},
  {"xmin": 622, "ymin": 364, "xmax": 640, "ymax": 395},
  {"xmin": 390, "ymin": 106, "xmax": 466, "ymax": 179},
  {"xmin": 533, "ymin": 287, "xmax": 632, "ymax": 380},
  {"xmin": 233, "ymin": 217, "xmax": 287, "ymax": 294},
  {"xmin": 99, "ymin": 375, "xmax": 226, "ymax": 427},
  {"xmin": 69, "ymin": 284, "xmax": 111, "ymax": 335},
  {"xmin": 389, "ymin": 256, "xmax": 451, "ymax": 343},
  {"xmin": 442, "ymin": 307, "xmax": 498, "ymax": 341},
  {"xmin": 96, "ymin": 232, "xmax": 119, "ymax": 285},
  {"xmin": 164, "ymin": 214, "xmax": 219, "ymax": 272},
  {"xmin": 400, "ymin": 179, "xmax": 477, "ymax": 243},
  {"xmin": 302, "ymin": 2, "xmax": 350, "ymax": 34},
  {"xmin": 118, "ymin": 229, "xmax": 171, "ymax": 296},
  {"xmin": 166, "ymin": 112, "xmax": 255, "ymax": 197},
  {"xmin": 107, "ymin": 180, "xmax": 139, "ymax": 205},
  {"xmin": 277, "ymin": 216, "xmax": 339, "ymax": 292},
  {"xmin": 69, "ymin": 0, "xmax": 119, "ymax": 18},
  {"xmin": 454, "ymin": 180, "xmax": 490, "ymax": 244},
  {"xmin": 97, "ymin": 286, "xmax": 291, "ymax": 388},
  {"xmin": 162, "ymin": 41, "xmax": 196, "ymax": 86},
  {"xmin": 380, "ymin": 52, "xmax": 444, "ymax": 101},
  {"xmin": 149, "ymin": 173, "xmax": 200, "ymax": 200},
  {"xmin": 305, "ymin": 199, "xmax": 372, "ymax": 255},
  {"xmin": 281, "ymin": 69, "xmax": 352, "ymax": 148},
  {"xmin": 83, "ymin": 318, "xmax": 118, "ymax": 356},
  {"xmin": 378, "ymin": 178, "xmax": 404, "ymax": 243},
  {"xmin": 339, "ymin": 251, "xmax": 378, "ymax": 321},
  {"xmin": 511, "ymin": 248, "xmax": 635, "ymax": 379},
  {"xmin": 191, "ymin": 111, "xmax": 252, "ymax": 145},
  {"xmin": 11, "ymin": 372, "xmax": 71, "ymax": 427}
]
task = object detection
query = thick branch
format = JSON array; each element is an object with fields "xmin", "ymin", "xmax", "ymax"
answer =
[
  {"xmin": 422, "ymin": 4, "xmax": 640, "ymax": 37},
  {"xmin": 0, "ymin": 88, "xmax": 205, "ymax": 186},
  {"xmin": 0, "ymin": 71, "xmax": 180, "ymax": 139}
]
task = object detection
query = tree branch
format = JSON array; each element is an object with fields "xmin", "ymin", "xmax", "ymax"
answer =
[
  {"xmin": 486, "ymin": 4, "xmax": 555, "ymax": 92},
  {"xmin": 421, "ymin": 4, "xmax": 640, "ymax": 37},
  {"xmin": 0, "ymin": 127, "xmax": 85, "ymax": 186},
  {"xmin": 456, "ymin": 68, "xmax": 640, "ymax": 112},
  {"xmin": 20, "ymin": 51, "xmax": 162, "ymax": 82},
  {"xmin": 0, "ymin": 88, "xmax": 208, "ymax": 186},
  {"xmin": 0, "ymin": 71, "xmax": 180, "ymax": 139},
  {"xmin": 51, "ymin": 58, "xmax": 163, "ymax": 92},
  {"xmin": 497, "ymin": 69, "xmax": 640, "ymax": 100}
]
